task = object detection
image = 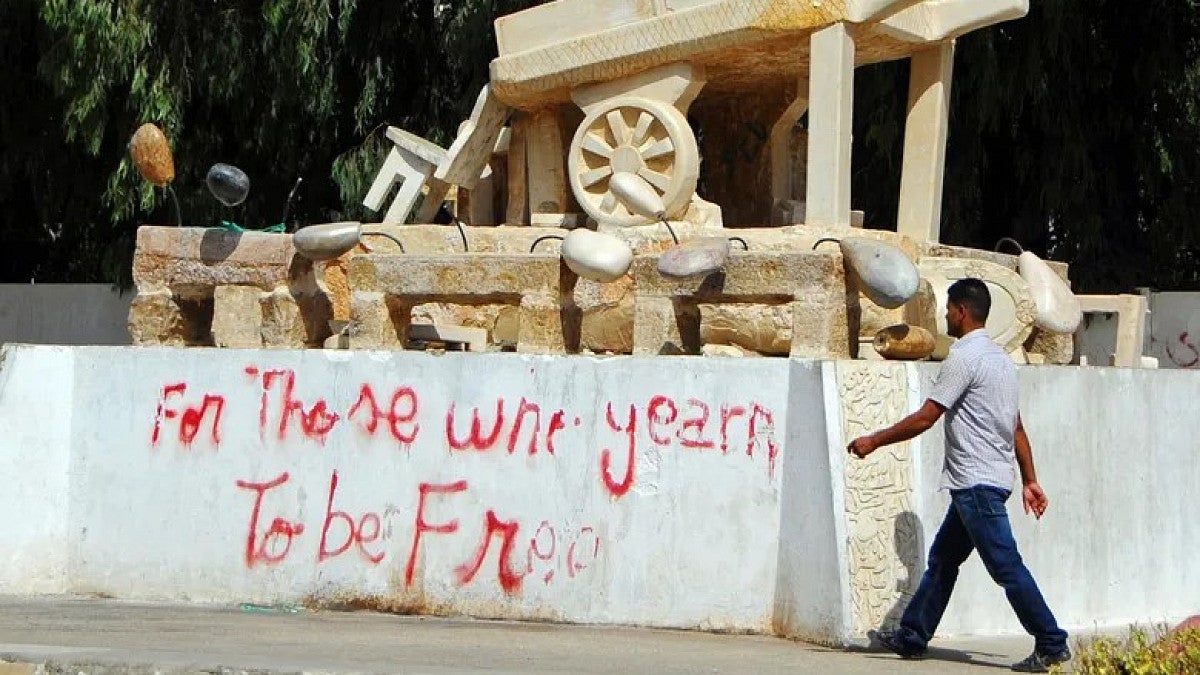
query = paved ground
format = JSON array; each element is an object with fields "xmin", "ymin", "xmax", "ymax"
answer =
[{"xmin": 0, "ymin": 597, "xmax": 1053, "ymax": 674}]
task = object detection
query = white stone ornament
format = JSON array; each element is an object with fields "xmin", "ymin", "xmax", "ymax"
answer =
[
  {"xmin": 658, "ymin": 237, "xmax": 731, "ymax": 280},
  {"xmin": 1017, "ymin": 251, "xmax": 1083, "ymax": 334},
  {"xmin": 567, "ymin": 62, "xmax": 703, "ymax": 229},
  {"xmin": 560, "ymin": 228, "xmax": 634, "ymax": 283},
  {"xmin": 839, "ymin": 237, "xmax": 920, "ymax": 309},
  {"xmin": 608, "ymin": 171, "xmax": 667, "ymax": 220},
  {"xmin": 918, "ymin": 258, "xmax": 1037, "ymax": 353},
  {"xmin": 293, "ymin": 222, "xmax": 363, "ymax": 261}
]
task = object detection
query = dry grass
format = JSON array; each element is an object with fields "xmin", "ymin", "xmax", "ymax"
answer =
[{"xmin": 1059, "ymin": 626, "xmax": 1200, "ymax": 674}]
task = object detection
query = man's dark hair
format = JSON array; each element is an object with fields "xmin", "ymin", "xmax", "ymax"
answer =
[{"xmin": 947, "ymin": 278, "xmax": 991, "ymax": 322}]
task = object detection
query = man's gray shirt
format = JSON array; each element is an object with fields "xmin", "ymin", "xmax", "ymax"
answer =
[{"xmin": 929, "ymin": 328, "xmax": 1019, "ymax": 491}]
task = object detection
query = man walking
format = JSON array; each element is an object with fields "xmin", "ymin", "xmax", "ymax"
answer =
[{"xmin": 847, "ymin": 278, "xmax": 1070, "ymax": 673}]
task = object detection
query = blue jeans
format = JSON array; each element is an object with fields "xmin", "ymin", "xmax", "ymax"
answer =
[{"xmin": 895, "ymin": 484, "xmax": 1068, "ymax": 653}]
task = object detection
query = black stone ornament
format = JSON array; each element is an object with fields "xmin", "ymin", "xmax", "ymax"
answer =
[{"xmin": 206, "ymin": 163, "xmax": 250, "ymax": 207}]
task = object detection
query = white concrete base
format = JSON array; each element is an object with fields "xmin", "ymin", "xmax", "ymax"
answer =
[{"xmin": 0, "ymin": 345, "xmax": 1195, "ymax": 645}]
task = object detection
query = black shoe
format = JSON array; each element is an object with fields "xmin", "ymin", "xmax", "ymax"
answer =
[
  {"xmin": 868, "ymin": 629, "xmax": 927, "ymax": 659},
  {"xmin": 1011, "ymin": 647, "xmax": 1072, "ymax": 673}
]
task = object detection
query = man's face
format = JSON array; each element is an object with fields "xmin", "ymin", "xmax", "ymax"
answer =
[{"xmin": 945, "ymin": 301, "xmax": 966, "ymax": 338}]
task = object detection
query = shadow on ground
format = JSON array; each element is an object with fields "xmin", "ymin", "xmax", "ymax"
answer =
[{"xmin": 843, "ymin": 641, "xmax": 1013, "ymax": 670}]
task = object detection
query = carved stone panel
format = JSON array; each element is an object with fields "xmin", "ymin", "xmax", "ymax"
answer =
[
  {"xmin": 918, "ymin": 257, "xmax": 1037, "ymax": 354},
  {"xmin": 837, "ymin": 361, "xmax": 921, "ymax": 636}
]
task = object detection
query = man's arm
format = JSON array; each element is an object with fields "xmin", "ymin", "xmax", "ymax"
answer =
[
  {"xmin": 1015, "ymin": 413, "xmax": 1049, "ymax": 519},
  {"xmin": 847, "ymin": 400, "xmax": 944, "ymax": 458}
]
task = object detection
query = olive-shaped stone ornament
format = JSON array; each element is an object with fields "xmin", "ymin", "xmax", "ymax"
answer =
[
  {"xmin": 128, "ymin": 123, "xmax": 175, "ymax": 186},
  {"xmin": 206, "ymin": 163, "xmax": 251, "ymax": 207}
]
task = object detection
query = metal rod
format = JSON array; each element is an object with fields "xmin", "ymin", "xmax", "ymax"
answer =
[
  {"xmin": 165, "ymin": 185, "xmax": 183, "ymax": 227},
  {"xmin": 728, "ymin": 237, "xmax": 749, "ymax": 251},
  {"xmin": 529, "ymin": 235, "xmax": 565, "ymax": 253},
  {"xmin": 995, "ymin": 237, "xmax": 1025, "ymax": 255},
  {"xmin": 281, "ymin": 177, "xmax": 303, "ymax": 231},
  {"xmin": 361, "ymin": 231, "xmax": 406, "ymax": 253},
  {"xmin": 659, "ymin": 218, "xmax": 680, "ymax": 245},
  {"xmin": 453, "ymin": 219, "xmax": 470, "ymax": 253},
  {"xmin": 812, "ymin": 237, "xmax": 841, "ymax": 251}
]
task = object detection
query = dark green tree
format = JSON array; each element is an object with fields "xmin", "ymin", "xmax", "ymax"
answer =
[
  {"xmin": 5, "ymin": 0, "xmax": 537, "ymax": 285},
  {"xmin": 5, "ymin": 1, "xmax": 1200, "ymax": 292}
]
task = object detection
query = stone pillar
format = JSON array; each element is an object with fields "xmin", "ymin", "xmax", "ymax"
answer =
[
  {"xmin": 790, "ymin": 290, "xmax": 852, "ymax": 359},
  {"xmin": 805, "ymin": 23, "xmax": 856, "ymax": 227},
  {"xmin": 517, "ymin": 291, "xmax": 567, "ymax": 354},
  {"xmin": 526, "ymin": 109, "xmax": 570, "ymax": 222},
  {"xmin": 836, "ymin": 361, "xmax": 921, "ymax": 636},
  {"xmin": 350, "ymin": 291, "xmax": 406, "ymax": 350},
  {"xmin": 211, "ymin": 285, "xmax": 265, "ymax": 349},
  {"xmin": 897, "ymin": 43, "xmax": 955, "ymax": 243},
  {"xmin": 633, "ymin": 296, "xmax": 686, "ymax": 356},
  {"xmin": 506, "ymin": 115, "xmax": 530, "ymax": 225},
  {"xmin": 770, "ymin": 77, "xmax": 808, "ymax": 224}
]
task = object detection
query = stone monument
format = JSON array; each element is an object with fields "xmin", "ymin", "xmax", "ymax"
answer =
[{"xmin": 129, "ymin": 0, "xmax": 1103, "ymax": 366}]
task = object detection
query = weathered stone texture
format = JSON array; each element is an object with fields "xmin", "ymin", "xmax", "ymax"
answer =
[
  {"xmin": 1025, "ymin": 328, "xmax": 1075, "ymax": 366},
  {"xmin": 211, "ymin": 285, "xmax": 265, "ymax": 349},
  {"xmin": 128, "ymin": 291, "xmax": 191, "ymax": 347},
  {"xmin": 129, "ymin": 223, "xmax": 1073, "ymax": 361},
  {"xmin": 699, "ymin": 303, "xmax": 793, "ymax": 355}
]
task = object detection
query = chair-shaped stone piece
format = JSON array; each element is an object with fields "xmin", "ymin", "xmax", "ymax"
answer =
[
  {"xmin": 362, "ymin": 128, "xmax": 450, "ymax": 224},
  {"xmin": 364, "ymin": 87, "xmax": 513, "ymax": 225},
  {"xmin": 128, "ymin": 226, "xmax": 332, "ymax": 348}
]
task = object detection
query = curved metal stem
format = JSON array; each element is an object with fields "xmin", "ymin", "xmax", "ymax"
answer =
[
  {"xmin": 361, "ymin": 231, "xmax": 406, "ymax": 253},
  {"xmin": 281, "ymin": 177, "xmax": 303, "ymax": 232},
  {"xmin": 165, "ymin": 185, "xmax": 183, "ymax": 227},
  {"xmin": 529, "ymin": 235, "xmax": 565, "ymax": 253},
  {"xmin": 659, "ymin": 218, "xmax": 680, "ymax": 245},
  {"xmin": 453, "ymin": 219, "xmax": 470, "ymax": 253},
  {"xmin": 728, "ymin": 237, "xmax": 749, "ymax": 251},
  {"xmin": 994, "ymin": 237, "xmax": 1025, "ymax": 255},
  {"xmin": 812, "ymin": 237, "xmax": 841, "ymax": 251}
]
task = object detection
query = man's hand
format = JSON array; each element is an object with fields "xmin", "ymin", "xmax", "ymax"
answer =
[
  {"xmin": 1023, "ymin": 482, "xmax": 1049, "ymax": 519},
  {"xmin": 846, "ymin": 401, "xmax": 943, "ymax": 461},
  {"xmin": 847, "ymin": 435, "xmax": 879, "ymax": 459}
]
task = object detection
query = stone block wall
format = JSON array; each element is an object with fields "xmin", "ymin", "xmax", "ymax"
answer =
[{"xmin": 129, "ymin": 224, "xmax": 1073, "ymax": 362}]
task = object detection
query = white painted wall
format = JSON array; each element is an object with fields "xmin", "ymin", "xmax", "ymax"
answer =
[
  {"xmin": 0, "ymin": 284, "xmax": 131, "ymax": 346},
  {"xmin": 1146, "ymin": 292, "xmax": 1200, "ymax": 369},
  {"xmin": 0, "ymin": 345, "xmax": 74, "ymax": 592},
  {"xmin": 773, "ymin": 360, "xmax": 849, "ymax": 643},
  {"xmin": 0, "ymin": 345, "xmax": 1195, "ymax": 643},
  {"xmin": 62, "ymin": 347, "xmax": 792, "ymax": 632},
  {"xmin": 910, "ymin": 363, "xmax": 1200, "ymax": 637}
]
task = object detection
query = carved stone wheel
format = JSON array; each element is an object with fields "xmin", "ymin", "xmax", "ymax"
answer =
[{"xmin": 568, "ymin": 97, "xmax": 699, "ymax": 228}]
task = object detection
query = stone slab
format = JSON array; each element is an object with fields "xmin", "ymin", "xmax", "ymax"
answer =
[
  {"xmin": 133, "ymin": 226, "xmax": 296, "ymax": 294},
  {"xmin": 632, "ymin": 251, "xmax": 845, "ymax": 298},
  {"xmin": 348, "ymin": 253, "xmax": 562, "ymax": 296},
  {"xmin": 409, "ymin": 323, "xmax": 490, "ymax": 352},
  {"xmin": 490, "ymin": 0, "xmax": 1023, "ymax": 108}
]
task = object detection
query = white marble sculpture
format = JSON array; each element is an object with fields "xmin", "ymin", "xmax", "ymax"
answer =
[
  {"xmin": 918, "ymin": 258, "xmax": 1037, "ymax": 355},
  {"xmin": 560, "ymin": 229, "xmax": 634, "ymax": 282},
  {"xmin": 1016, "ymin": 250, "xmax": 1083, "ymax": 334},
  {"xmin": 365, "ymin": 0, "xmax": 1029, "ymax": 234},
  {"xmin": 839, "ymin": 238, "xmax": 921, "ymax": 309}
]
